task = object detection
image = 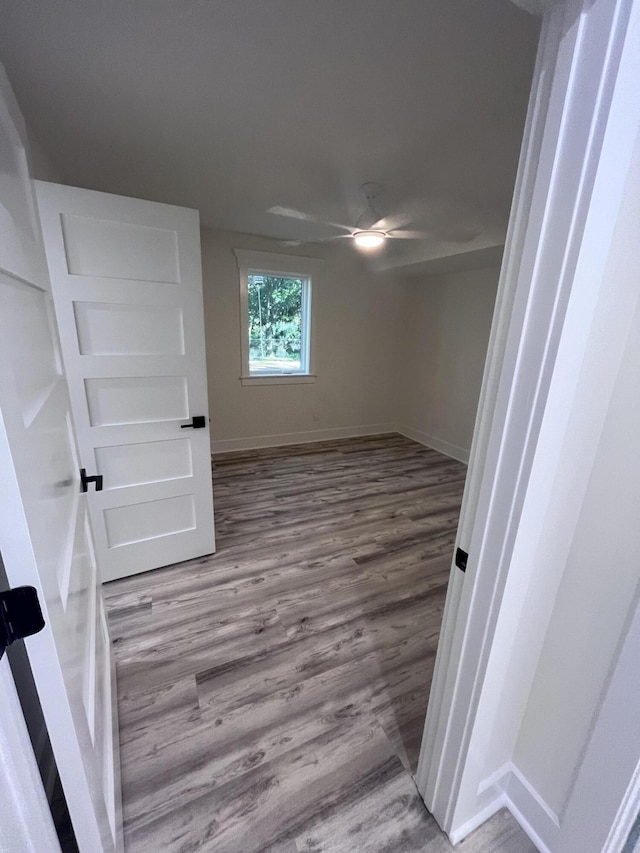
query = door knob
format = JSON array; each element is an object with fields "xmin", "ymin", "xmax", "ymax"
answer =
[
  {"xmin": 80, "ymin": 468, "xmax": 103, "ymax": 492},
  {"xmin": 180, "ymin": 416, "xmax": 206, "ymax": 429}
]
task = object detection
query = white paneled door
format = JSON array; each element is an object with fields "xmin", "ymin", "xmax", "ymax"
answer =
[
  {"xmin": 0, "ymin": 69, "xmax": 122, "ymax": 851},
  {"xmin": 35, "ymin": 183, "xmax": 215, "ymax": 582}
]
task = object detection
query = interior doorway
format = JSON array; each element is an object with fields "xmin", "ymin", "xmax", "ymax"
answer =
[{"xmin": 418, "ymin": 1, "xmax": 640, "ymax": 851}]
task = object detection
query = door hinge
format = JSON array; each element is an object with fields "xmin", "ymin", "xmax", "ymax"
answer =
[
  {"xmin": 0, "ymin": 586, "xmax": 45, "ymax": 661},
  {"xmin": 455, "ymin": 547, "xmax": 468, "ymax": 573}
]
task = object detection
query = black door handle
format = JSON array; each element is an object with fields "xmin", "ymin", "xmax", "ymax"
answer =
[
  {"xmin": 80, "ymin": 468, "xmax": 103, "ymax": 492},
  {"xmin": 181, "ymin": 416, "xmax": 206, "ymax": 429},
  {"xmin": 0, "ymin": 586, "xmax": 45, "ymax": 661}
]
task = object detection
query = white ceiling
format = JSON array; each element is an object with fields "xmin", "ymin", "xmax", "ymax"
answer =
[{"xmin": 0, "ymin": 1, "xmax": 540, "ymax": 271}]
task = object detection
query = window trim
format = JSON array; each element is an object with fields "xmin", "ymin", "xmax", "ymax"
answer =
[{"xmin": 234, "ymin": 249, "xmax": 322, "ymax": 386}]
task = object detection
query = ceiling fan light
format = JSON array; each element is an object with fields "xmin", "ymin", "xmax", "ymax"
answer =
[{"xmin": 353, "ymin": 230, "xmax": 386, "ymax": 249}]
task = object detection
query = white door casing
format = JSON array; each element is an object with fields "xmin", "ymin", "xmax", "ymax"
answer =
[
  {"xmin": 0, "ymin": 67, "xmax": 122, "ymax": 852},
  {"xmin": 0, "ymin": 657, "xmax": 60, "ymax": 853},
  {"xmin": 35, "ymin": 183, "xmax": 215, "ymax": 582},
  {"xmin": 417, "ymin": 0, "xmax": 640, "ymax": 849}
]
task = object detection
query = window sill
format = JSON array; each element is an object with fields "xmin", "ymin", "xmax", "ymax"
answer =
[{"xmin": 240, "ymin": 374, "xmax": 317, "ymax": 387}]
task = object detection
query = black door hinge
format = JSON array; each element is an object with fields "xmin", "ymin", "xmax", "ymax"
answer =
[
  {"xmin": 455, "ymin": 548, "xmax": 468, "ymax": 573},
  {"xmin": 0, "ymin": 586, "xmax": 45, "ymax": 661}
]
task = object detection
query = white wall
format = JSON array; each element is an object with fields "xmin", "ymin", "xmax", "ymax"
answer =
[
  {"xmin": 201, "ymin": 228, "xmax": 498, "ymax": 456},
  {"xmin": 201, "ymin": 229, "xmax": 405, "ymax": 451},
  {"xmin": 515, "ymin": 283, "xmax": 640, "ymax": 812},
  {"xmin": 512, "ymin": 124, "xmax": 640, "ymax": 816},
  {"xmin": 398, "ymin": 267, "xmax": 499, "ymax": 462},
  {"xmin": 449, "ymin": 118, "xmax": 640, "ymax": 851}
]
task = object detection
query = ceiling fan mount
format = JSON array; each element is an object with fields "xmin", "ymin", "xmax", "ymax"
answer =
[{"xmin": 355, "ymin": 182, "xmax": 384, "ymax": 232}]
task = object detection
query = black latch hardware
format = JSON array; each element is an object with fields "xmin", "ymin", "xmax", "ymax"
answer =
[
  {"xmin": 80, "ymin": 468, "xmax": 103, "ymax": 493},
  {"xmin": 455, "ymin": 547, "xmax": 468, "ymax": 573},
  {"xmin": 0, "ymin": 586, "xmax": 45, "ymax": 661},
  {"xmin": 181, "ymin": 416, "xmax": 206, "ymax": 429}
]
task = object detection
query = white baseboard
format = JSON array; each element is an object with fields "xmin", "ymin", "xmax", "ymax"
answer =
[
  {"xmin": 211, "ymin": 422, "xmax": 471, "ymax": 462},
  {"xmin": 211, "ymin": 423, "xmax": 397, "ymax": 454},
  {"xmin": 477, "ymin": 761, "xmax": 512, "ymax": 796},
  {"xmin": 448, "ymin": 795, "xmax": 507, "ymax": 845},
  {"xmin": 505, "ymin": 764, "xmax": 559, "ymax": 853},
  {"xmin": 470, "ymin": 762, "xmax": 558, "ymax": 853},
  {"xmin": 395, "ymin": 424, "xmax": 470, "ymax": 464}
]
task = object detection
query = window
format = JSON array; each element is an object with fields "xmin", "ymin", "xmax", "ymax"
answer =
[
  {"xmin": 248, "ymin": 273, "xmax": 308, "ymax": 373},
  {"xmin": 234, "ymin": 249, "xmax": 321, "ymax": 386}
]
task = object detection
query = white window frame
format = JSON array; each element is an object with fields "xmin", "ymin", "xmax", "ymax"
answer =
[{"xmin": 234, "ymin": 249, "xmax": 321, "ymax": 386}]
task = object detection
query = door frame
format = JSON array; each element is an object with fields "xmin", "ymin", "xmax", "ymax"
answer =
[
  {"xmin": 0, "ymin": 62, "xmax": 65, "ymax": 851},
  {"xmin": 416, "ymin": 0, "xmax": 640, "ymax": 845},
  {"xmin": 0, "ymin": 62, "xmax": 123, "ymax": 853},
  {"xmin": 0, "ymin": 656, "xmax": 61, "ymax": 852}
]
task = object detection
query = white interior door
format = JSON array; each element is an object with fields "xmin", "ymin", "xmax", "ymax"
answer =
[
  {"xmin": 35, "ymin": 183, "xmax": 215, "ymax": 582},
  {"xmin": 0, "ymin": 68, "xmax": 122, "ymax": 852}
]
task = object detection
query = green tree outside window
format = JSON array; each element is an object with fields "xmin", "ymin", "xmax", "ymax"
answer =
[{"xmin": 248, "ymin": 275, "xmax": 303, "ymax": 369}]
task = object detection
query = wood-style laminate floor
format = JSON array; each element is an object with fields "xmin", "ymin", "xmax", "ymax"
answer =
[{"xmin": 105, "ymin": 434, "xmax": 536, "ymax": 853}]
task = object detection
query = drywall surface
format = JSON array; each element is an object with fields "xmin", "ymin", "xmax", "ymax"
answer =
[
  {"xmin": 514, "ymin": 274, "xmax": 640, "ymax": 812},
  {"xmin": 398, "ymin": 267, "xmax": 499, "ymax": 460},
  {"xmin": 510, "ymin": 127, "xmax": 640, "ymax": 817},
  {"xmin": 201, "ymin": 227, "xmax": 498, "ymax": 453},
  {"xmin": 201, "ymin": 229, "xmax": 404, "ymax": 447},
  {"xmin": 451, "ymin": 126, "xmax": 640, "ymax": 844}
]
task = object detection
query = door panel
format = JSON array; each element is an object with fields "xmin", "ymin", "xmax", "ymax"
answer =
[
  {"xmin": 35, "ymin": 183, "xmax": 216, "ymax": 581},
  {"xmin": 95, "ymin": 437, "xmax": 193, "ymax": 489},
  {"xmin": 85, "ymin": 375, "xmax": 189, "ymax": 426},
  {"xmin": 61, "ymin": 213, "xmax": 180, "ymax": 282},
  {"xmin": 74, "ymin": 301, "xmax": 185, "ymax": 356},
  {"xmin": 0, "ymin": 65, "xmax": 122, "ymax": 852}
]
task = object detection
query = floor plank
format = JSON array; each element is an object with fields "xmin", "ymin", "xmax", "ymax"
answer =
[{"xmin": 106, "ymin": 433, "xmax": 535, "ymax": 852}]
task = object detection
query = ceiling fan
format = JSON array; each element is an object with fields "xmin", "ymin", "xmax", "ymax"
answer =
[{"xmin": 268, "ymin": 183, "xmax": 478, "ymax": 251}]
